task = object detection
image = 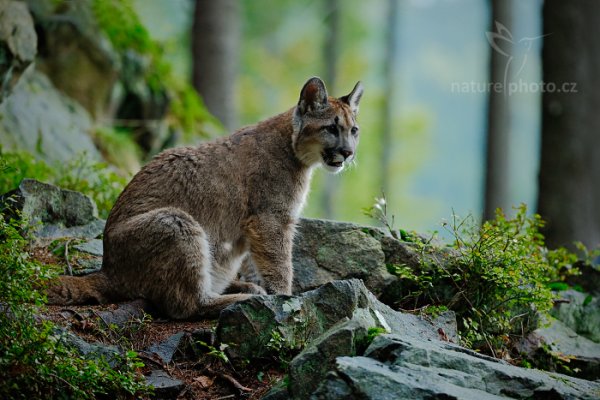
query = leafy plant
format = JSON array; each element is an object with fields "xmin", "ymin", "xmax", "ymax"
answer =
[
  {"xmin": 195, "ymin": 340, "xmax": 231, "ymax": 364},
  {"xmin": 0, "ymin": 212, "xmax": 150, "ymax": 399},
  {"xmin": 366, "ymin": 198, "xmax": 585, "ymax": 357},
  {"xmin": 362, "ymin": 192, "xmax": 418, "ymax": 242},
  {"xmin": 365, "ymin": 326, "xmax": 387, "ymax": 346},
  {"xmin": 266, "ymin": 329, "xmax": 295, "ymax": 368}
]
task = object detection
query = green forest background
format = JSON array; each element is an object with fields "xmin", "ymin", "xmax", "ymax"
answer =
[{"xmin": 133, "ymin": 0, "xmax": 541, "ymax": 234}]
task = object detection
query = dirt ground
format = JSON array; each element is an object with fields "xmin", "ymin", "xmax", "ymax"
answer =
[{"xmin": 46, "ymin": 303, "xmax": 285, "ymax": 399}]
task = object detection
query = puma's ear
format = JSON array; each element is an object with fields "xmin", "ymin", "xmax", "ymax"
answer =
[
  {"xmin": 340, "ymin": 81, "xmax": 364, "ymax": 115},
  {"xmin": 297, "ymin": 77, "xmax": 328, "ymax": 115}
]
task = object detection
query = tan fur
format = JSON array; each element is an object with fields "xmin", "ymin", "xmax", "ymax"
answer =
[{"xmin": 47, "ymin": 77, "xmax": 364, "ymax": 319}]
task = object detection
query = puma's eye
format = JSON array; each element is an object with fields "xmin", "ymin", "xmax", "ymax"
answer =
[
  {"xmin": 325, "ymin": 124, "xmax": 338, "ymax": 135},
  {"xmin": 351, "ymin": 127, "xmax": 359, "ymax": 135}
]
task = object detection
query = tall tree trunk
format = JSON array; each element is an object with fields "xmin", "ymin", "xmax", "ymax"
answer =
[
  {"xmin": 483, "ymin": 0, "xmax": 512, "ymax": 221},
  {"xmin": 320, "ymin": 0, "xmax": 340, "ymax": 219},
  {"xmin": 538, "ymin": 0, "xmax": 600, "ymax": 249},
  {"xmin": 192, "ymin": 0, "xmax": 239, "ymax": 131},
  {"xmin": 382, "ymin": 0, "xmax": 399, "ymax": 196}
]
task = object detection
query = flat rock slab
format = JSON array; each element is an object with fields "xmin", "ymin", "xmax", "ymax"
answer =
[
  {"xmin": 145, "ymin": 370, "xmax": 184, "ymax": 399},
  {"xmin": 147, "ymin": 332, "xmax": 185, "ymax": 365},
  {"xmin": 517, "ymin": 317, "xmax": 600, "ymax": 380},
  {"xmin": 312, "ymin": 334, "xmax": 600, "ymax": 400}
]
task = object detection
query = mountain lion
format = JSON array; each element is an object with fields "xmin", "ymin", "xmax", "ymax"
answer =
[{"xmin": 47, "ymin": 77, "xmax": 364, "ymax": 319}]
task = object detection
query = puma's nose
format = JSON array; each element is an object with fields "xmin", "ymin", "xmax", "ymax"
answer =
[{"xmin": 340, "ymin": 149, "xmax": 354, "ymax": 160}]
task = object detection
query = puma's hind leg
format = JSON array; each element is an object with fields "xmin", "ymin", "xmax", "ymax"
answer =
[{"xmin": 103, "ymin": 207, "xmax": 253, "ymax": 319}]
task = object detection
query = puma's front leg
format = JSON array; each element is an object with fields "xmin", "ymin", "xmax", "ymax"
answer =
[{"xmin": 244, "ymin": 214, "xmax": 294, "ymax": 295}]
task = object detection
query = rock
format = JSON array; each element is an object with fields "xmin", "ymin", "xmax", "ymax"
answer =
[
  {"xmin": 292, "ymin": 219, "xmax": 394, "ymax": 295},
  {"xmin": 288, "ymin": 308, "xmax": 374, "ymax": 399},
  {"xmin": 74, "ymin": 257, "xmax": 103, "ymax": 275},
  {"xmin": 57, "ymin": 328, "xmax": 120, "ymax": 367},
  {"xmin": 114, "ymin": 50, "xmax": 171, "ymax": 156},
  {"xmin": 25, "ymin": 0, "xmax": 120, "ymax": 118},
  {"xmin": 145, "ymin": 369, "xmax": 184, "ymax": 399},
  {"xmin": 291, "ymin": 219, "xmax": 452, "ymax": 301},
  {"xmin": 70, "ymin": 239, "xmax": 104, "ymax": 274},
  {"xmin": 312, "ymin": 334, "xmax": 600, "ymax": 400},
  {"xmin": 1, "ymin": 179, "xmax": 105, "ymax": 241},
  {"xmin": 516, "ymin": 317, "xmax": 600, "ymax": 379},
  {"xmin": 221, "ymin": 279, "xmax": 430, "ymax": 398},
  {"xmin": 0, "ymin": 0, "xmax": 37, "ymax": 102},
  {"xmin": 26, "ymin": 0, "xmax": 170, "ymax": 156},
  {"xmin": 217, "ymin": 279, "xmax": 455, "ymax": 361},
  {"xmin": 0, "ymin": 70, "xmax": 102, "ymax": 164},
  {"xmin": 147, "ymin": 332, "xmax": 185, "ymax": 364},
  {"xmin": 73, "ymin": 239, "xmax": 104, "ymax": 257},
  {"xmin": 551, "ymin": 290, "xmax": 600, "ymax": 343}
]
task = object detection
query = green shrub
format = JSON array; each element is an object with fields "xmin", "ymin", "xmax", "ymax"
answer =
[
  {"xmin": 367, "ymin": 200, "xmax": 583, "ymax": 357},
  {"xmin": 1, "ymin": 148, "xmax": 127, "ymax": 219},
  {"xmin": 0, "ymin": 214, "xmax": 150, "ymax": 399},
  {"xmin": 0, "ymin": 150, "xmax": 54, "ymax": 194},
  {"xmin": 53, "ymin": 153, "xmax": 128, "ymax": 219}
]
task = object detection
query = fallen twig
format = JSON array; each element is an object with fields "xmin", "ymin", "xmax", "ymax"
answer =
[
  {"xmin": 210, "ymin": 368, "xmax": 252, "ymax": 393},
  {"xmin": 64, "ymin": 239, "xmax": 73, "ymax": 276}
]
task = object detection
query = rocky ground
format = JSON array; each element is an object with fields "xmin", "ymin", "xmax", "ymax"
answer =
[{"xmin": 3, "ymin": 179, "xmax": 600, "ymax": 399}]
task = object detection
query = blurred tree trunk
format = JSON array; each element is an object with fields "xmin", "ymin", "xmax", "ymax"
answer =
[
  {"xmin": 192, "ymin": 0, "xmax": 239, "ymax": 131},
  {"xmin": 538, "ymin": 0, "xmax": 600, "ymax": 249},
  {"xmin": 320, "ymin": 0, "xmax": 340, "ymax": 219},
  {"xmin": 483, "ymin": 0, "xmax": 512, "ymax": 221},
  {"xmin": 382, "ymin": 0, "xmax": 399, "ymax": 196}
]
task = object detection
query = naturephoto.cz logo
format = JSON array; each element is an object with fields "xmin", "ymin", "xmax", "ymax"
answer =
[{"xmin": 451, "ymin": 21, "xmax": 577, "ymax": 95}]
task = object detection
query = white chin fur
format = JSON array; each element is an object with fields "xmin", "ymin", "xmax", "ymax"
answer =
[{"xmin": 322, "ymin": 162, "xmax": 344, "ymax": 174}]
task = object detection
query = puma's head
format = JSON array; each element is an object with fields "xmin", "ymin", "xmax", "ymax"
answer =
[{"xmin": 292, "ymin": 77, "xmax": 364, "ymax": 173}]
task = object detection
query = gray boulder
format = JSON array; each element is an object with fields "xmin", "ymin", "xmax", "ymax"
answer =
[
  {"xmin": 551, "ymin": 290, "xmax": 600, "ymax": 343},
  {"xmin": 25, "ymin": 0, "xmax": 120, "ymax": 118},
  {"xmin": 218, "ymin": 279, "xmax": 457, "ymax": 399},
  {"xmin": 218, "ymin": 279, "xmax": 455, "ymax": 362},
  {"xmin": 312, "ymin": 334, "xmax": 600, "ymax": 400},
  {"xmin": 516, "ymin": 317, "xmax": 600, "ymax": 379},
  {"xmin": 1, "ymin": 179, "xmax": 105, "ymax": 241},
  {"xmin": 0, "ymin": 0, "xmax": 37, "ymax": 102},
  {"xmin": 0, "ymin": 70, "xmax": 101, "ymax": 164},
  {"xmin": 293, "ymin": 218, "xmax": 421, "ymax": 296}
]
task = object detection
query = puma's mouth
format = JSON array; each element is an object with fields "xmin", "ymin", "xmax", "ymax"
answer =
[{"xmin": 322, "ymin": 152, "xmax": 345, "ymax": 172}]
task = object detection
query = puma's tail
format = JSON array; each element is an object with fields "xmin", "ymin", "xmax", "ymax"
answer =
[{"xmin": 46, "ymin": 272, "xmax": 121, "ymax": 305}]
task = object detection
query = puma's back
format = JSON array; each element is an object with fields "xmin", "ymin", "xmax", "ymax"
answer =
[{"xmin": 47, "ymin": 77, "xmax": 364, "ymax": 319}]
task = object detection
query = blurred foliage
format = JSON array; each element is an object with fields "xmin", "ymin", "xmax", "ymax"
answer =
[
  {"xmin": 237, "ymin": 0, "xmax": 435, "ymax": 225},
  {"xmin": 0, "ymin": 213, "xmax": 150, "ymax": 399},
  {"xmin": 92, "ymin": 127, "xmax": 142, "ymax": 174},
  {"xmin": 367, "ymin": 201, "xmax": 584, "ymax": 358},
  {"xmin": 92, "ymin": 0, "xmax": 222, "ymax": 141},
  {"xmin": 0, "ymin": 148, "xmax": 127, "ymax": 219}
]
